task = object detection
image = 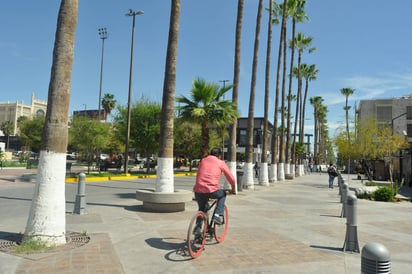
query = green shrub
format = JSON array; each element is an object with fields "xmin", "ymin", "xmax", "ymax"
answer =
[
  {"xmin": 364, "ymin": 181, "xmax": 378, "ymax": 186},
  {"xmin": 373, "ymin": 186, "xmax": 396, "ymax": 202}
]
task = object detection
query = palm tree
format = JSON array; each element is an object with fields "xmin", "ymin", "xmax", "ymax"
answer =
[
  {"xmin": 24, "ymin": 0, "xmax": 78, "ymax": 246},
  {"xmin": 340, "ymin": 87, "xmax": 354, "ymax": 174},
  {"xmin": 297, "ymin": 63, "xmax": 318, "ymax": 175},
  {"xmin": 156, "ymin": 0, "xmax": 180, "ymax": 193},
  {"xmin": 286, "ymin": 0, "xmax": 308, "ymax": 177},
  {"xmin": 271, "ymin": 0, "xmax": 288, "ymax": 182},
  {"xmin": 0, "ymin": 121, "xmax": 14, "ymax": 149},
  {"xmin": 176, "ymin": 78, "xmax": 238, "ymax": 158},
  {"xmin": 340, "ymin": 87, "xmax": 355, "ymax": 142},
  {"xmin": 291, "ymin": 32, "xmax": 315, "ymax": 174},
  {"xmin": 260, "ymin": 0, "xmax": 273, "ymax": 186},
  {"xmin": 310, "ymin": 96, "xmax": 323, "ymax": 167},
  {"xmin": 101, "ymin": 93, "xmax": 117, "ymax": 121},
  {"xmin": 243, "ymin": 0, "xmax": 263, "ymax": 190},
  {"xmin": 227, "ymin": 0, "xmax": 244, "ymax": 188}
]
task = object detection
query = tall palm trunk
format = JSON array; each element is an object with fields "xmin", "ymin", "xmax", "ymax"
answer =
[
  {"xmin": 243, "ymin": 0, "xmax": 263, "ymax": 190},
  {"xmin": 228, "ymin": 0, "xmax": 244, "ymax": 191},
  {"xmin": 271, "ymin": 1, "xmax": 288, "ymax": 183},
  {"xmin": 156, "ymin": 0, "xmax": 180, "ymax": 193},
  {"xmin": 25, "ymin": 0, "xmax": 78, "ymax": 246},
  {"xmin": 286, "ymin": 17, "xmax": 296, "ymax": 177},
  {"xmin": 278, "ymin": 0, "xmax": 288, "ymax": 181},
  {"xmin": 260, "ymin": 0, "xmax": 272, "ymax": 186}
]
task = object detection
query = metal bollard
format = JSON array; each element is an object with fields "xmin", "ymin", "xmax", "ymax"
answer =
[
  {"xmin": 236, "ymin": 171, "xmax": 243, "ymax": 192},
  {"xmin": 343, "ymin": 193, "xmax": 359, "ymax": 252},
  {"xmin": 340, "ymin": 182, "xmax": 348, "ymax": 217},
  {"xmin": 73, "ymin": 173, "xmax": 87, "ymax": 214},
  {"xmin": 361, "ymin": 242, "xmax": 391, "ymax": 274},
  {"xmin": 339, "ymin": 178, "xmax": 345, "ymax": 201},
  {"xmin": 338, "ymin": 177, "xmax": 343, "ymax": 196}
]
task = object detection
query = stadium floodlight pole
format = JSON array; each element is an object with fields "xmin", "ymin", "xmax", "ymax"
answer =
[
  {"xmin": 98, "ymin": 27, "xmax": 108, "ymax": 121},
  {"xmin": 124, "ymin": 9, "xmax": 144, "ymax": 174}
]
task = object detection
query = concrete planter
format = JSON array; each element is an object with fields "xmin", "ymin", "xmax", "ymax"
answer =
[{"xmin": 136, "ymin": 188, "xmax": 193, "ymax": 212}]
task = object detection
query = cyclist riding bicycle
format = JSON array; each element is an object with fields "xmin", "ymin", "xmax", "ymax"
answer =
[{"xmin": 193, "ymin": 148, "xmax": 236, "ymax": 225}]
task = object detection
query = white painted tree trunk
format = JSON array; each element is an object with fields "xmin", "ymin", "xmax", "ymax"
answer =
[
  {"xmin": 290, "ymin": 164, "xmax": 295, "ymax": 177},
  {"xmin": 227, "ymin": 161, "xmax": 237, "ymax": 191},
  {"xmin": 298, "ymin": 164, "xmax": 305, "ymax": 176},
  {"xmin": 25, "ymin": 151, "xmax": 66, "ymax": 245},
  {"xmin": 284, "ymin": 163, "xmax": 290, "ymax": 176},
  {"xmin": 259, "ymin": 162, "xmax": 269, "ymax": 186},
  {"xmin": 269, "ymin": 164, "xmax": 277, "ymax": 183},
  {"xmin": 242, "ymin": 162, "xmax": 254, "ymax": 189},
  {"xmin": 155, "ymin": 157, "xmax": 174, "ymax": 192},
  {"xmin": 278, "ymin": 162, "xmax": 285, "ymax": 181}
]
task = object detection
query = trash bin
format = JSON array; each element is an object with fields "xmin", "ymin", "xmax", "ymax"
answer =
[{"xmin": 236, "ymin": 171, "xmax": 243, "ymax": 192}]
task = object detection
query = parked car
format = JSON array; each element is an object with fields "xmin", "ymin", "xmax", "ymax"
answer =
[
  {"xmin": 99, "ymin": 155, "xmax": 123, "ymax": 171},
  {"xmin": 66, "ymin": 152, "xmax": 77, "ymax": 160}
]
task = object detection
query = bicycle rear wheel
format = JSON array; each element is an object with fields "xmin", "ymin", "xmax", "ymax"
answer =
[
  {"xmin": 213, "ymin": 205, "xmax": 228, "ymax": 243},
  {"xmin": 187, "ymin": 211, "xmax": 207, "ymax": 258}
]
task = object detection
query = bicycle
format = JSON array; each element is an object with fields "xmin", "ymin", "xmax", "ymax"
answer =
[{"xmin": 186, "ymin": 191, "xmax": 232, "ymax": 258}]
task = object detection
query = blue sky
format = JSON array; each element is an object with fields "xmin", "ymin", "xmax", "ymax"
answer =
[{"xmin": 1, "ymin": 1, "xmax": 412, "ymax": 137}]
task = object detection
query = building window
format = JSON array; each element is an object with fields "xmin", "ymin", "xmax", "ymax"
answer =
[
  {"xmin": 238, "ymin": 129, "xmax": 247, "ymax": 146},
  {"xmin": 36, "ymin": 109, "xmax": 45, "ymax": 117},
  {"xmin": 407, "ymin": 124, "xmax": 412, "ymax": 137},
  {"xmin": 376, "ymin": 106, "xmax": 392, "ymax": 123},
  {"xmin": 407, "ymin": 106, "xmax": 412, "ymax": 120}
]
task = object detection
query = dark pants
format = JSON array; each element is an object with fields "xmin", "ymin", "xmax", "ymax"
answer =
[{"xmin": 195, "ymin": 189, "xmax": 226, "ymax": 216}]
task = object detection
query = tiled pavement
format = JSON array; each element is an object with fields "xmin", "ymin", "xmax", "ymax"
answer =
[{"xmin": 1, "ymin": 168, "xmax": 412, "ymax": 273}]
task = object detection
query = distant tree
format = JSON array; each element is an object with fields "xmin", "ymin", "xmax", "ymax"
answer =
[
  {"xmin": 18, "ymin": 116, "xmax": 45, "ymax": 152},
  {"xmin": 176, "ymin": 78, "xmax": 238, "ymax": 158},
  {"xmin": 335, "ymin": 117, "xmax": 409, "ymax": 184},
  {"xmin": 113, "ymin": 97, "xmax": 161, "ymax": 172},
  {"xmin": 69, "ymin": 116, "xmax": 112, "ymax": 172},
  {"xmin": 101, "ymin": 93, "xmax": 116, "ymax": 121},
  {"xmin": 1, "ymin": 121, "xmax": 14, "ymax": 149}
]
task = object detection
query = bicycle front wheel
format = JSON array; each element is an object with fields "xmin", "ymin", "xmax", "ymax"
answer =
[
  {"xmin": 187, "ymin": 211, "xmax": 207, "ymax": 258},
  {"xmin": 214, "ymin": 205, "xmax": 229, "ymax": 243}
]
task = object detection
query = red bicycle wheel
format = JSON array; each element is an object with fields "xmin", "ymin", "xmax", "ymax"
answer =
[
  {"xmin": 214, "ymin": 205, "xmax": 229, "ymax": 243},
  {"xmin": 187, "ymin": 211, "xmax": 207, "ymax": 258}
]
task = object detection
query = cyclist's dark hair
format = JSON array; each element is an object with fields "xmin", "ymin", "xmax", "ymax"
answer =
[{"xmin": 210, "ymin": 148, "xmax": 222, "ymax": 157}]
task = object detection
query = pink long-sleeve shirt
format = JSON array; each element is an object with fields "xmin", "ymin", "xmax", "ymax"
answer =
[{"xmin": 193, "ymin": 155, "xmax": 236, "ymax": 193}]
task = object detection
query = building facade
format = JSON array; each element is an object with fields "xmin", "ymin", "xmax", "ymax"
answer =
[
  {"xmin": 358, "ymin": 95, "xmax": 412, "ymax": 184},
  {"xmin": 0, "ymin": 93, "xmax": 47, "ymax": 136}
]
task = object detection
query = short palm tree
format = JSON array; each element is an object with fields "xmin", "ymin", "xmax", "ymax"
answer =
[
  {"xmin": 101, "ymin": 93, "xmax": 116, "ymax": 121},
  {"xmin": 176, "ymin": 78, "xmax": 238, "ymax": 158}
]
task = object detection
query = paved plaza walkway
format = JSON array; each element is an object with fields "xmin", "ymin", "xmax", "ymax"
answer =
[{"xmin": 0, "ymin": 168, "xmax": 411, "ymax": 273}]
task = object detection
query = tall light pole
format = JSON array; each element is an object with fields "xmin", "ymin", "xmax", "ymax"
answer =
[
  {"xmin": 124, "ymin": 9, "xmax": 144, "ymax": 174},
  {"xmin": 219, "ymin": 80, "xmax": 230, "ymax": 160},
  {"xmin": 98, "ymin": 28, "xmax": 108, "ymax": 120}
]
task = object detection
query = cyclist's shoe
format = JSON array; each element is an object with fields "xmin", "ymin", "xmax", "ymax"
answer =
[{"xmin": 213, "ymin": 215, "xmax": 224, "ymax": 225}]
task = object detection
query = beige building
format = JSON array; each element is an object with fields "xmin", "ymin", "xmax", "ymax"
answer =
[
  {"xmin": 0, "ymin": 93, "xmax": 47, "ymax": 135},
  {"xmin": 357, "ymin": 95, "xmax": 412, "ymax": 184}
]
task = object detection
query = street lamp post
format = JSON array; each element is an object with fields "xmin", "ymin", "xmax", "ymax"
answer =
[
  {"xmin": 124, "ymin": 9, "xmax": 144, "ymax": 174},
  {"xmin": 98, "ymin": 28, "xmax": 108, "ymax": 121},
  {"xmin": 219, "ymin": 80, "xmax": 230, "ymax": 160}
]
